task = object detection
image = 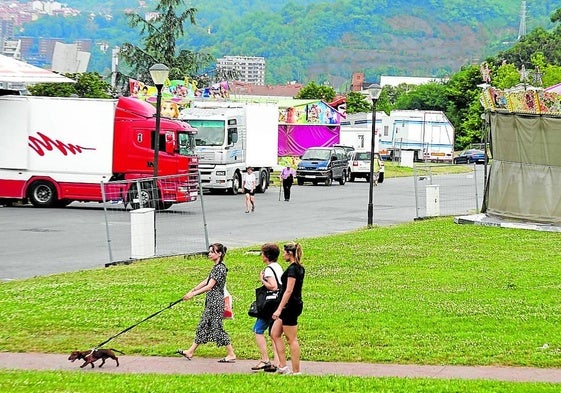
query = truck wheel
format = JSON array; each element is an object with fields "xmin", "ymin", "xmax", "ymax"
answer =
[
  {"xmin": 350, "ymin": 173, "xmax": 356, "ymax": 182},
  {"xmin": 297, "ymin": 178, "xmax": 304, "ymax": 186},
  {"xmin": 339, "ymin": 171, "xmax": 346, "ymax": 185},
  {"xmin": 230, "ymin": 172, "xmax": 241, "ymax": 195},
  {"xmin": 325, "ymin": 173, "xmax": 332, "ymax": 186},
  {"xmin": 29, "ymin": 180, "xmax": 57, "ymax": 208},
  {"xmin": 257, "ymin": 170, "xmax": 268, "ymax": 193},
  {"xmin": 128, "ymin": 186, "xmax": 153, "ymax": 210}
]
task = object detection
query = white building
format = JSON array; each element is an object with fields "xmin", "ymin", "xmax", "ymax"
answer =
[
  {"xmin": 216, "ymin": 56, "xmax": 266, "ymax": 85},
  {"xmin": 51, "ymin": 42, "xmax": 89, "ymax": 73},
  {"xmin": 380, "ymin": 75, "xmax": 446, "ymax": 87}
]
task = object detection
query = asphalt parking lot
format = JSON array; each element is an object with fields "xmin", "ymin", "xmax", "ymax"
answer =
[{"xmin": 0, "ymin": 170, "xmax": 484, "ymax": 280}]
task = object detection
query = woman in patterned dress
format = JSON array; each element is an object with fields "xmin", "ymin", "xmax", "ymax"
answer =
[{"xmin": 176, "ymin": 243, "xmax": 236, "ymax": 363}]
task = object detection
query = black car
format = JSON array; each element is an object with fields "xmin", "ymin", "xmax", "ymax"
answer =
[
  {"xmin": 453, "ymin": 149, "xmax": 487, "ymax": 164},
  {"xmin": 296, "ymin": 146, "xmax": 349, "ymax": 186}
]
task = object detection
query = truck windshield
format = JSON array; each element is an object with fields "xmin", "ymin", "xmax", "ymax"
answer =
[
  {"xmin": 302, "ymin": 149, "xmax": 330, "ymax": 161},
  {"xmin": 187, "ymin": 120, "xmax": 225, "ymax": 146},
  {"xmin": 178, "ymin": 132, "xmax": 196, "ymax": 156}
]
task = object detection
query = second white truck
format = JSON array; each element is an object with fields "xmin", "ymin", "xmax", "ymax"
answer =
[{"xmin": 179, "ymin": 101, "xmax": 278, "ymax": 194}]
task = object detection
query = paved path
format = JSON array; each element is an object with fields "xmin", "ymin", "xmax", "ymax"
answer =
[{"xmin": 1, "ymin": 353, "xmax": 561, "ymax": 383}]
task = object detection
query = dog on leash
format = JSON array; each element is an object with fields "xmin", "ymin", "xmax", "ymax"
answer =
[{"xmin": 68, "ymin": 348, "xmax": 122, "ymax": 368}]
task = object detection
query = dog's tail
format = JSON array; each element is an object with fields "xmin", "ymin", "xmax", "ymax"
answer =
[{"xmin": 109, "ymin": 348, "xmax": 125, "ymax": 354}]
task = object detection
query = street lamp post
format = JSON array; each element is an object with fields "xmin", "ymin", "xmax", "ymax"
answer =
[
  {"xmin": 362, "ymin": 84, "xmax": 382, "ymax": 227},
  {"xmin": 149, "ymin": 63, "xmax": 170, "ymax": 180},
  {"xmin": 148, "ymin": 64, "xmax": 169, "ymax": 254}
]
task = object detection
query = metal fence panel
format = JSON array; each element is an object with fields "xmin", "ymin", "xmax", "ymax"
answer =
[
  {"xmin": 413, "ymin": 164, "xmax": 484, "ymax": 219},
  {"xmin": 100, "ymin": 172, "xmax": 207, "ymax": 265}
]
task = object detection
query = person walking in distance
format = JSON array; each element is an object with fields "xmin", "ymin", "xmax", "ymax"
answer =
[
  {"xmin": 243, "ymin": 166, "xmax": 257, "ymax": 213},
  {"xmin": 176, "ymin": 243, "xmax": 236, "ymax": 363},
  {"xmin": 280, "ymin": 165, "xmax": 296, "ymax": 202},
  {"xmin": 251, "ymin": 243, "xmax": 284, "ymax": 372},
  {"xmin": 373, "ymin": 154, "xmax": 381, "ymax": 186},
  {"xmin": 271, "ymin": 242, "xmax": 305, "ymax": 375}
]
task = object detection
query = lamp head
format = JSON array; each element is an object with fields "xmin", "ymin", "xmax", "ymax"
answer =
[
  {"xmin": 149, "ymin": 63, "xmax": 169, "ymax": 86},
  {"xmin": 361, "ymin": 83, "xmax": 382, "ymax": 101}
]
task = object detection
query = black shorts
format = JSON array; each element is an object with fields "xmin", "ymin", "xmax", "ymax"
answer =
[
  {"xmin": 244, "ymin": 188, "xmax": 255, "ymax": 196},
  {"xmin": 279, "ymin": 301, "xmax": 303, "ymax": 326}
]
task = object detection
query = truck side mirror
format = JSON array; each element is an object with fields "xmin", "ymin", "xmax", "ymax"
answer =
[
  {"xmin": 165, "ymin": 132, "xmax": 175, "ymax": 154},
  {"xmin": 331, "ymin": 155, "xmax": 338, "ymax": 161}
]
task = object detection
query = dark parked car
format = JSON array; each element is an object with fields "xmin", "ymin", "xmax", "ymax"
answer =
[
  {"xmin": 453, "ymin": 149, "xmax": 487, "ymax": 164},
  {"xmin": 296, "ymin": 146, "xmax": 349, "ymax": 186}
]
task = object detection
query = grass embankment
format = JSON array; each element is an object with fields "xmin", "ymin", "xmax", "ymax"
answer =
[{"xmin": 1, "ymin": 218, "xmax": 559, "ymax": 391}]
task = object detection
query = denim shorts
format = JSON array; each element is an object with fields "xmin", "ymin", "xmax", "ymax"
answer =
[{"xmin": 253, "ymin": 318, "xmax": 272, "ymax": 334}]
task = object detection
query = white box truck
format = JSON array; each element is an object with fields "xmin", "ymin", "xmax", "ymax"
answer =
[{"xmin": 179, "ymin": 101, "xmax": 278, "ymax": 194}]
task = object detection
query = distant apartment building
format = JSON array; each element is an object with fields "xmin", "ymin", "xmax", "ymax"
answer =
[
  {"xmin": 0, "ymin": 19, "xmax": 14, "ymax": 43},
  {"xmin": 51, "ymin": 41, "xmax": 90, "ymax": 73},
  {"xmin": 38, "ymin": 37, "xmax": 62, "ymax": 63},
  {"xmin": 2, "ymin": 39, "xmax": 21, "ymax": 59},
  {"xmin": 216, "ymin": 56, "xmax": 266, "ymax": 85}
]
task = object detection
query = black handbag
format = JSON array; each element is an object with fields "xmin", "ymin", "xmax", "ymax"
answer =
[
  {"xmin": 248, "ymin": 267, "xmax": 282, "ymax": 319},
  {"xmin": 248, "ymin": 301, "xmax": 259, "ymax": 318}
]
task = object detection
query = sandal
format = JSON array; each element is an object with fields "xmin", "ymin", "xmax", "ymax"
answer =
[
  {"xmin": 175, "ymin": 349, "xmax": 192, "ymax": 360},
  {"xmin": 251, "ymin": 360, "xmax": 270, "ymax": 370},
  {"xmin": 263, "ymin": 364, "xmax": 277, "ymax": 372},
  {"xmin": 218, "ymin": 357, "xmax": 236, "ymax": 363}
]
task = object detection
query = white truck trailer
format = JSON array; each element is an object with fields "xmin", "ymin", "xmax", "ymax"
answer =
[
  {"xmin": 381, "ymin": 110, "xmax": 455, "ymax": 162},
  {"xmin": 340, "ymin": 110, "xmax": 455, "ymax": 162},
  {"xmin": 179, "ymin": 101, "xmax": 278, "ymax": 194}
]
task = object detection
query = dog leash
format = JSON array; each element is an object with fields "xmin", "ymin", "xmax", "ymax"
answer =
[{"xmin": 96, "ymin": 298, "xmax": 183, "ymax": 348}]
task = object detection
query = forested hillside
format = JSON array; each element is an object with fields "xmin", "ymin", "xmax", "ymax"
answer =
[{"xmin": 17, "ymin": 0, "xmax": 558, "ymax": 86}]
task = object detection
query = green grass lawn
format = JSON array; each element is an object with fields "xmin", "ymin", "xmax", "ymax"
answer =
[
  {"xmin": 2, "ymin": 371, "xmax": 560, "ymax": 393},
  {"xmin": 1, "ymin": 217, "xmax": 560, "ymax": 391}
]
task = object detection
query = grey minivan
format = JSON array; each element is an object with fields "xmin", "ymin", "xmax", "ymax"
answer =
[{"xmin": 296, "ymin": 146, "xmax": 349, "ymax": 186}]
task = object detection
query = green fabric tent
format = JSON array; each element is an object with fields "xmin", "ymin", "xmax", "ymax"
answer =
[{"xmin": 483, "ymin": 111, "xmax": 561, "ymax": 223}]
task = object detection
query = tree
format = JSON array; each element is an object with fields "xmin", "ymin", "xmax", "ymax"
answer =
[
  {"xmin": 394, "ymin": 82, "xmax": 449, "ymax": 112},
  {"xmin": 492, "ymin": 62, "xmax": 523, "ymax": 89},
  {"xmin": 444, "ymin": 65, "xmax": 484, "ymax": 150},
  {"xmin": 345, "ymin": 91, "xmax": 371, "ymax": 114},
  {"xmin": 28, "ymin": 72, "xmax": 113, "ymax": 98},
  {"xmin": 27, "ymin": 81, "xmax": 76, "ymax": 97},
  {"xmin": 71, "ymin": 72, "xmax": 114, "ymax": 98},
  {"xmin": 117, "ymin": 0, "xmax": 213, "ymax": 91},
  {"xmin": 295, "ymin": 81, "xmax": 336, "ymax": 102}
]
